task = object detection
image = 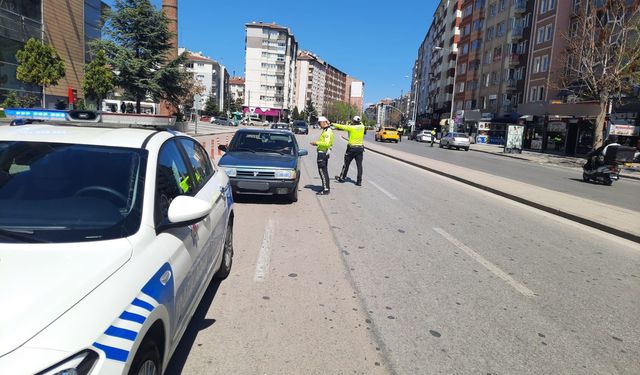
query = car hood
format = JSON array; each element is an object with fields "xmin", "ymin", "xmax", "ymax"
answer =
[
  {"xmin": 0, "ymin": 239, "xmax": 132, "ymax": 357},
  {"xmin": 219, "ymin": 151, "xmax": 297, "ymax": 169}
]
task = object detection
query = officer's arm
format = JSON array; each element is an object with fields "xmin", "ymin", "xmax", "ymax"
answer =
[
  {"xmin": 316, "ymin": 134, "xmax": 330, "ymax": 148},
  {"xmin": 332, "ymin": 123, "xmax": 351, "ymax": 131}
]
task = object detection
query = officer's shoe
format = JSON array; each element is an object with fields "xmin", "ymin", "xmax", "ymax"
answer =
[
  {"xmin": 335, "ymin": 176, "xmax": 345, "ymax": 183},
  {"xmin": 355, "ymin": 181, "xmax": 362, "ymax": 186},
  {"xmin": 317, "ymin": 189, "xmax": 330, "ymax": 195}
]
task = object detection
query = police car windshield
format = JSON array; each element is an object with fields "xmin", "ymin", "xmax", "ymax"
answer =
[
  {"xmin": 229, "ymin": 132, "xmax": 296, "ymax": 156},
  {"xmin": 0, "ymin": 141, "xmax": 147, "ymax": 243}
]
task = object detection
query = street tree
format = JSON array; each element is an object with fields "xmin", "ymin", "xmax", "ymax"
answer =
[
  {"xmin": 558, "ymin": 0, "xmax": 640, "ymax": 148},
  {"xmin": 326, "ymin": 101, "xmax": 358, "ymax": 123},
  {"xmin": 98, "ymin": 0, "xmax": 186, "ymax": 114},
  {"xmin": 82, "ymin": 49, "xmax": 115, "ymax": 110},
  {"xmin": 229, "ymin": 98, "xmax": 243, "ymax": 113},
  {"xmin": 16, "ymin": 38, "xmax": 66, "ymax": 108},
  {"xmin": 304, "ymin": 98, "xmax": 318, "ymax": 123},
  {"xmin": 1, "ymin": 91, "xmax": 39, "ymax": 108},
  {"xmin": 167, "ymin": 74, "xmax": 204, "ymax": 121},
  {"xmin": 203, "ymin": 95, "xmax": 220, "ymax": 116},
  {"xmin": 292, "ymin": 106, "xmax": 301, "ymax": 120}
]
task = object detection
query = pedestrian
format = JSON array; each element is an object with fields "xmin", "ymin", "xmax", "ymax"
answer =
[
  {"xmin": 430, "ymin": 128, "xmax": 436, "ymax": 147},
  {"xmin": 333, "ymin": 115, "xmax": 366, "ymax": 186},
  {"xmin": 310, "ymin": 116, "xmax": 334, "ymax": 195},
  {"xmin": 120, "ymin": 102, "xmax": 126, "ymax": 114}
]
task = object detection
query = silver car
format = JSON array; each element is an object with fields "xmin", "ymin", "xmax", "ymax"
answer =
[
  {"xmin": 440, "ymin": 132, "xmax": 470, "ymax": 151},
  {"xmin": 416, "ymin": 130, "xmax": 433, "ymax": 143}
]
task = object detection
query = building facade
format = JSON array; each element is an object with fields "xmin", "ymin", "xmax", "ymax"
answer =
[
  {"xmin": 346, "ymin": 76, "xmax": 365, "ymax": 113},
  {"xmin": 229, "ymin": 77, "xmax": 245, "ymax": 103},
  {"xmin": 0, "ymin": 0, "xmax": 105, "ymax": 107},
  {"xmin": 244, "ymin": 22, "xmax": 298, "ymax": 121},
  {"xmin": 180, "ymin": 49, "xmax": 229, "ymax": 113},
  {"xmin": 324, "ymin": 63, "xmax": 348, "ymax": 110},
  {"xmin": 294, "ymin": 51, "xmax": 327, "ymax": 115}
]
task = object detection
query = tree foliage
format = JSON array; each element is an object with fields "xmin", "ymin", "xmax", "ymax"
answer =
[
  {"xmin": 203, "ymin": 95, "xmax": 220, "ymax": 116},
  {"xmin": 302, "ymin": 99, "xmax": 318, "ymax": 123},
  {"xmin": 83, "ymin": 49, "xmax": 115, "ymax": 109},
  {"xmin": 16, "ymin": 38, "xmax": 66, "ymax": 107},
  {"xmin": 229, "ymin": 98, "xmax": 243, "ymax": 113},
  {"xmin": 1, "ymin": 91, "xmax": 39, "ymax": 108},
  {"xmin": 325, "ymin": 101, "xmax": 359, "ymax": 123},
  {"xmin": 558, "ymin": 0, "xmax": 640, "ymax": 148},
  {"xmin": 97, "ymin": 0, "xmax": 188, "ymax": 114}
]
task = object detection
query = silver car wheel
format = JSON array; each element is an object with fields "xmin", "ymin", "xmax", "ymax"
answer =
[{"xmin": 137, "ymin": 360, "xmax": 157, "ymax": 375}]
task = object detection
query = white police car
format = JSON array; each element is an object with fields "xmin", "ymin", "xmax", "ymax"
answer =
[{"xmin": 0, "ymin": 112, "xmax": 234, "ymax": 374}]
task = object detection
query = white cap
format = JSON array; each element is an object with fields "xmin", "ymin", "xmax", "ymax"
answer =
[
  {"xmin": 318, "ymin": 116, "xmax": 329, "ymax": 123},
  {"xmin": 353, "ymin": 115, "xmax": 361, "ymax": 122}
]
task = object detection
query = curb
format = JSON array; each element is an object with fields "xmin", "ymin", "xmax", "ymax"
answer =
[
  {"xmin": 363, "ymin": 144, "xmax": 640, "ymax": 244},
  {"xmin": 470, "ymin": 147, "xmax": 640, "ymax": 182}
]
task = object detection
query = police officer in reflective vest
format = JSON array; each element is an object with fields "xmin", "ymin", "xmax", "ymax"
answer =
[
  {"xmin": 310, "ymin": 116, "xmax": 334, "ymax": 195},
  {"xmin": 333, "ymin": 116, "xmax": 365, "ymax": 186}
]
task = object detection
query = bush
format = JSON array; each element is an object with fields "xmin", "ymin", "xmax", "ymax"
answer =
[{"xmin": 0, "ymin": 110, "xmax": 5, "ymax": 118}]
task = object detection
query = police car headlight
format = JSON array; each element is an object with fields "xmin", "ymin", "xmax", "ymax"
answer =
[
  {"xmin": 223, "ymin": 167, "xmax": 237, "ymax": 177},
  {"xmin": 39, "ymin": 350, "xmax": 99, "ymax": 375},
  {"xmin": 275, "ymin": 169, "xmax": 296, "ymax": 179}
]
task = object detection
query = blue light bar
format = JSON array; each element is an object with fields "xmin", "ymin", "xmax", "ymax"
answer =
[{"xmin": 4, "ymin": 108, "xmax": 68, "ymax": 120}]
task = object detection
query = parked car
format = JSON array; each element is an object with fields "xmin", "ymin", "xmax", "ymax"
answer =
[
  {"xmin": 218, "ymin": 129, "xmax": 308, "ymax": 202},
  {"xmin": 416, "ymin": 130, "xmax": 434, "ymax": 143},
  {"xmin": 0, "ymin": 111, "xmax": 235, "ymax": 374},
  {"xmin": 375, "ymin": 127, "xmax": 400, "ymax": 143},
  {"xmin": 211, "ymin": 116, "xmax": 234, "ymax": 126},
  {"xmin": 292, "ymin": 120, "xmax": 309, "ymax": 134},
  {"xmin": 271, "ymin": 123, "xmax": 291, "ymax": 130},
  {"xmin": 440, "ymin": 132, "xmax": 471, "ymax": 151}
]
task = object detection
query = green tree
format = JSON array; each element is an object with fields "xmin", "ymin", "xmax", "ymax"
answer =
[
  {"xmin": 82, "ymin": 49, "xmax": 115, "ymax": 110},
  {"xmin": 229, "ymin": 97, "xmax": 243, "ymax": 113},
  {"xmin": 325, "ymin": 101, "xmax": 358, "ymax": 123},
  {"xmin": 292, "ymin": 106, "xmax": 301, "ymax": 120},
  {"xmin": 303, "ymin": 99, "xmax": 318, "ymax": 123},
  {"xmin": 16, "ymin": 38, "xmax": 66, "ymax": 108},
  {"xmin": 203, "ymin": 96, "xmax": 220, "ymax": 116},
  {"xmin": 98, "ymin": 0, "xmax": 186, "ymax": 114}
]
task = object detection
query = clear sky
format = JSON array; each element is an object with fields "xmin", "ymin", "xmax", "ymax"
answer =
[{"xmin": 106, "ymin": 0, "xmax": 436, "ymax": 106}]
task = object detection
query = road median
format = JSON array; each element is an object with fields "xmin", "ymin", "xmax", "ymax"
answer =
[{"xmin": 363, "ymin": 139, "xmax": 640, "ymax": 244}]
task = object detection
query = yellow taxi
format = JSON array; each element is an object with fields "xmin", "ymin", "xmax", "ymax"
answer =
[{"xmin": 375, "ymin": 127, "xmax": 400, "ymax": 143}]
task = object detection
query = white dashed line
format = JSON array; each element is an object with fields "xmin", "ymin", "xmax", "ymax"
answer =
[
  {"xmin": 369, "ymin": 181, "xmax": 398, "ymax": 200},
  {"xmin": 254, "ymin": 219, "xmax": 275, "ymax": 282},
  {"xmin": 433, "ymin": 227, "xmax": 536, "ymax": 297}
]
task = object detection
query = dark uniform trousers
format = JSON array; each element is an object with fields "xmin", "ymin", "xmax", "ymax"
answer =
[
  {"xmin": 340, "ymin": 145, "xmax": 364, "ymax": 183},
  {"xmin": 317, "ymin": 152, "xmax": 330, "ymax": 191}
]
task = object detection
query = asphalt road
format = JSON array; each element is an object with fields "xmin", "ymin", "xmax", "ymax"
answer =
[
  {"xmin": 170, "ymin": 130, "xmax": 640, "ymax": 374},
  {"xmin": 366, "ymin": 133, "xmax": 640, "ymax": 212}
]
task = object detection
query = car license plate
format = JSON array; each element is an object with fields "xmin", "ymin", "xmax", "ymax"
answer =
[{"xmin": 238, "ymin": 181, "xmax": 270, "ymax": 191}]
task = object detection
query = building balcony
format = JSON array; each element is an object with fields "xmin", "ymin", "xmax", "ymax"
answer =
[
  {"xmin": 507, "ymin": 54, "xmax": 520, "ymax": 66},
  {"xmin": 513, "ymin": 0, "xmax": 526, "ymax": 14},
  {"xmin": 511, "ymin": 26, "xmax": 524, "ymax": 40},
  {"xmin": 505, "ymin": 79, "xmax": 517, "ymax": 90}
]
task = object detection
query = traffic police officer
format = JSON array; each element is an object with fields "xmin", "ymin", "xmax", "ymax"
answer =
[
  {"xmin": 430, "ymin": 128, "xmax": 437, "ymax": 147},
  {"xmin": 310, "ymin": 116, "xmax": 334, "ymax": 195},
  {"xmin": 333, "ymin": 116, "xmax": 366, "ymax": 186}
]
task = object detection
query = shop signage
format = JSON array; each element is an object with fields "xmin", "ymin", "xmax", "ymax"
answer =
[
  {"xmin": 548, "ymin": 121, "xmax": 566, "ymax": 132},
  {"xmin": 505, "ymin": 125, "xmax": 524, "ymax": 154},
  {"xmin": 610, "ymin": 124, "xmax": 640, "ymax": 136},
  {"xmin": 478, "ymin": 122, "xmax": 490, "ymax": 131}
]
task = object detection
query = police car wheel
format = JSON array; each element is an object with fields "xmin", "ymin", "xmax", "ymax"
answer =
[
  {"xmin": 129, "ymin": 339, "xmax": 161, "ymax": 375},
  {"xmin": 215, "ymin": 222, "xmax": 234, "ymax": 280},
  {"xmin": 288, "ymin": 186, "xmax": 299, "ymax": 203}
]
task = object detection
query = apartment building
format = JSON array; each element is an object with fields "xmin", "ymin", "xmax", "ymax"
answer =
[
  {"xmin": 294, "ymin": 51, "xmax": 327, "ymax": 114},
  {"xmin": 0, "ymin": 0, "xmax": 106, "ymax": 107},
  {"xmin": 324, "ymin": 63, "xmax": 348, "ymax": 108},
  {"xmin": 345, "ymin": 76, "xmax": 365, "ymax": 113},
  {"xmin": 180, "ymin": 49, "xmax": 229, "ymax": 112},
  {"xmin": 244, "ymin": 22, "xmax": 298, "ymax": 121},
  {"xmin": 229, "ymin": 77, "xmax": 245, "ymax": 102}
]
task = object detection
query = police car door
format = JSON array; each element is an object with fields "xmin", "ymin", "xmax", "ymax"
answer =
[{"xmin": 173, "ymin": 138, "xmax": 227, "ymax": 336}]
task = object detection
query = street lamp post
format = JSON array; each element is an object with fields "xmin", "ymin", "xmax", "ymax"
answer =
[{"xmin": 434, "ymin": 46, "xmax": 458, "ymax": 133}]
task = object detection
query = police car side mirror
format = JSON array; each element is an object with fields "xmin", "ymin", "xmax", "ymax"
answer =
[
  {"xmin": 218, "ymin": 144, "xmax": 228, "ymax": 152},
  {"xmin": 166, "ymin": 195, "xmax": 214, "ymax": 227}
]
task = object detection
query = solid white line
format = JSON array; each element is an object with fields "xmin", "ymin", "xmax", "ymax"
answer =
[
  {"xmin": 369, "ymin": 180, "xmax": 398, "ymax": 200},
  {"xmin": 254, "ymin": 219, "xmax": 275, "ymax": 282},
  {"xmin": 433, "ymin": 227, "xmax": 536, "ymax": 298}
]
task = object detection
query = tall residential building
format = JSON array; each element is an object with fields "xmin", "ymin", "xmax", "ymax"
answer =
[
  {"xmin": 0, "ymin": 0, "xmax": 106, "ymax": 107},
  {"xmin": 324, "ymin": 63, "xmax": 348, "ymax": 108},
  {"xmin": 294, "ymin": 51, "xmax": 327, "ymax": 114},
  {"xmin": 346, "ymin": 76, "xmax": 365, "ymax": 113},
  {"xmin": 229, "ymin": 77, "xmax": 245, "ymax": 102},
  {"xmin": 244, "ymin": 22, "xmax": 298, "ymax": 121},
  {"xmin": 180, "ymin": 49, "xmax": 229, "ymax": 112}
]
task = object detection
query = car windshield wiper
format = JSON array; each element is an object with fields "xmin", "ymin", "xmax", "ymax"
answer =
[
  {"xmin": 0, "ymin": 227, "xmax": 49, "ymax": 243},
  {"xmin": 256, "ymin": 148, "xmax": 287, "ymax": 155},
  {"xmin": 232, "ymin": 147, "xmax": 255, "ymax": 153}
]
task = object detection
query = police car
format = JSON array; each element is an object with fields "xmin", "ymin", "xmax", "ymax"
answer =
[{"xmin": 0, "ymin": 111, "xmax": 234, "ymax": 374}]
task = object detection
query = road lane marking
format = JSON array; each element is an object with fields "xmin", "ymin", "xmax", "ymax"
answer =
[
  {"xmin": 433, "ymin": 227, "xmax": 536, "ymax": 297},
  {"xmin": 369, "ymin": 181, "xmax": 398, "ymax": 200},
  {"xmin": 254, "ymin": 219, "xmax": 275, "ymax": 282}
]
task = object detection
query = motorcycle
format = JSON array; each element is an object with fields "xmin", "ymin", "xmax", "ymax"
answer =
[{"xmin": 582, "ymin": 145, "xmax": 635, "ymax": 186}]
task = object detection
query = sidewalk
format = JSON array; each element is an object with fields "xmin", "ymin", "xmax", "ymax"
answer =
[
  {"xmin": 470, "ymin": 143, "xmax": 640, "ymax": 180},
  {"xmin": 363, "ymin": 139, "xmax": 640, "ymax": 243}
]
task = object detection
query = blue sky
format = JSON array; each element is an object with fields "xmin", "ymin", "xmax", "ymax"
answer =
[{"xmin": 106, "ymin": 0, "xmax": 436, "ymax": 105}]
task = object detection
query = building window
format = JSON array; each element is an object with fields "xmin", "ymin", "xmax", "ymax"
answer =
[
  {"xmin": 541, "ymin": 55, "xmax": 549, "ymax": 72},
  {"xmin": 497, "ymin": 22, "xmax": 505, "ymax": 36},
  {"xmin": 530, "ymin": 87, "xmax": 538, "ymax": 102},
  {"xmin": 459, "ymin": 63, "xmax": 467, "ymax": 75},
  {"xmin": 534, "ymin": 56, "xmax": 541, "ymax": 73},
  {"xmin": 546, "ymin": 24, "xmax": 553, "ymax": 41},
  {"xmin": 463, "ymin": 5, "xmax": 473, "ymax": 17}
]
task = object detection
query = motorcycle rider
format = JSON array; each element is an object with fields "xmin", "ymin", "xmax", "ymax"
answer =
[{"xmin": 584, "ymin": 136, "xmax": 621, "ymax": 170}]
